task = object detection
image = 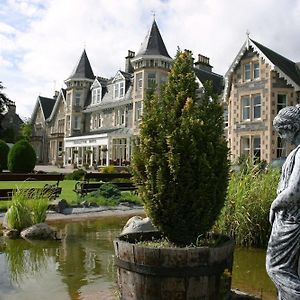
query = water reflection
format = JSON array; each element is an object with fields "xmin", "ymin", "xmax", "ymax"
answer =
[
  {"xmin": 0, "ymin": 216, "xmax": 128, "ymax": 300},
  {"xmin": 0, "ymin": 216, "xmax": 277, "ymax": 300}
]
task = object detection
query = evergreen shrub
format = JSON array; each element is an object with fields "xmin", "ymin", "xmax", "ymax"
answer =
[
  {"xmin": 0, "ymin": 139, "xmax": 9, "ymax": 171},
  {"xmin": 132, "ymin": 50, "xmax": 229, "ymax": 245},
  {"xmin": 7, "ymin": 140, "xmax": 36, "ymax": 173}
]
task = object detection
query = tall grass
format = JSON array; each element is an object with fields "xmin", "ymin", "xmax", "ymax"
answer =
[
  {"xmin": 6, "ymin": 189, "xmax": 50, "ymax": 231},
  {"xmin": 214, "ymin": 161, "xmax": 279, "ymax": 248}
]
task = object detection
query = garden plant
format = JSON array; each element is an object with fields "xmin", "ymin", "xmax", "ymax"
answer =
[
  {"xmin": 132, "ymin": 49, "xmax": 230, "ymax": 245},
  {"xmin": 7, "ymin": 139, "xmax": 36, "ymax": 173}
]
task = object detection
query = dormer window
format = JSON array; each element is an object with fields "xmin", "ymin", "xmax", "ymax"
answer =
[
  {"xmin": 92, "ymin": 87, "xmax": 101, "ymax": 105},
  {"xmin": 114, "ymin": 81, "xmax": 125, "ymax": 99}
]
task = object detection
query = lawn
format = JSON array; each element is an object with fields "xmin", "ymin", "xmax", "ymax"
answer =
[
  {"xmin": 0, "ymin": 180, "xmax": 142, "ymax": 211},
  {"xmin": 0, "ymin": 180, "xmax": 79, "ymax": 210}
]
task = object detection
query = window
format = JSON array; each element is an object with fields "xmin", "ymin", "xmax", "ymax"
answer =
[
  {"xmin": 147, "ymin": 73, "xmax": 156, "ymax": 88},
  {"xmin": 92, "ymin": 90, "xmax": 96, "ymax": 104},
  {"xmin": 135, "ymin": 101, "xmax": 143, "ymax": 121},
  {"xmin": 242, "ymin": 96, "xmax": 250, "ymax": 120},
  {"xmin": 253, "ymin": 95, "xmax": 261, "ymax": 119},
  {"xmin": 114, "ymin": 81, "xmax": 125, "ymax": 99},
  {"xmin": 277, "ymin": 94, "xmax": 287, "ymax": 113},
  {"xmin": 241, "ymin": 136, "xmax": 261, "ymax": 158},
  {"xmin": 223, "ymin": 107, "xmax": 228, "ymax": 127},
  {"xmin": 242, "ymin": 94, "xmax": 261, "ymax": 121},
  {"xmin": 75, "ymin": 93, "xmax": 80, "ymax": 106},
  {"xmin": 277, "ymin": 137, "xmax": 286, "ymax": 158},
  {"xmin": 96, "ymin": 88, "xmax": 101, "ymax": 103},
  {"xmin": 74, "ymin": 116, "xmax": 80, "ymax": 129},
  {"xmin": 244, "ymin": 63, "xmax": 251, "ymax": 81},
  {"xmin": 253, "ymin": 137, "xmax": 261, "ymax": 159},
  {"xmin": 58, "ymin": 141, "xmax": 63, "ymax": 153},
  {"xmin": 98, "ymin": 114, "xmax": 103, "ymax": 128},
  {"xmin": 253, "ymin": 62, "xmax": 260, "ymax": 79},
  {"xmin": 241, "ymin": 137, "xmax": 250, "ymax": 156}
]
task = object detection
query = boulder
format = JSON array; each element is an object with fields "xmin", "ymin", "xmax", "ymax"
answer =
[
  {"xmin": 120, "ymin": 216, "xmax": 157, "ymax": 236},
  {"xmin": 20, "ymin": 223, "xmax": 57, "ymax": 240},
  {"xmin": 3, "ymin": 229, "xmax": 19, "ymax": 239},
  {"xmin": 48, "ymin": 199, "xmax": 68, "ymax": 213}
]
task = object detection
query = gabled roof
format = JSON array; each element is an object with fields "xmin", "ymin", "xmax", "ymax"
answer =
[
  {"xmin": 47, "ymin": 88, "xmax": 66, "ymax": 122},
  {"xmin": 250, "ymin": 39, "xmax": 300, "ymax": 87},
  {"xmin": 194, "ymin": 68, "xmax": 224, "ymax": 95},
  {"xmin": 39, "ymin": 96, "xmax": 56, "ymax": 119},
  {"xmin": 66, "ymin": 49, "xmax": 95, "ymax": 81},
  {"xmin": 135, "ymin": 20, "xmax": 171, "ymax": 58},
  {"xmin": 224, "ymin": 37, "xmax": 300, "ymax": 100}
]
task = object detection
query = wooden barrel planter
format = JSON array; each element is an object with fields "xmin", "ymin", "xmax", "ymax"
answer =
[{"xmin": 114, "ymin": 231, "xmax": 234, "ymax": 300}]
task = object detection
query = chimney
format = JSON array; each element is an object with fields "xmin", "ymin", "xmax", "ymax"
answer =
[
  {"xmin": 194, "ymin": 54, "xmax": 213, "ymax": 72},
  {"xmin": 125, "ymin": 50, "xmax": 135, "ymax": 73},
  {"xmin": 54, "ymin": 90, "xmax": 59, "ymax": 99}
]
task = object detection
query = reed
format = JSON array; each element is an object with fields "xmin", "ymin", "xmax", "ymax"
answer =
[
  {"xmin": 6, "ymin": 188, "xmax": 50, "ymax": 231},
  {"xmin": 214, "ymin": 161, "xmax": 279, "ymax": 247}
]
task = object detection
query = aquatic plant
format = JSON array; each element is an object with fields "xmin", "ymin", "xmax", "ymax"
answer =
[{"xmin": 215, "ymin": 160, "xmax": 279, "ymax": 247}]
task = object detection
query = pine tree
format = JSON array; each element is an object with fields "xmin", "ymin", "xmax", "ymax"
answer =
[{"xmin": 132, "ymin": 50, "xmax": 229, "ymax": 245}]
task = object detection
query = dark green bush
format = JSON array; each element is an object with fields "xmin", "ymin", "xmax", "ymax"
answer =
[
  {"xmin": 7, "ymin": 140, "xmax": 36, "ymax": 173},
  {"xmin": 0, "ymin": 139, "xmax": 9, "ymax": 171},
  {"xmin": 65, "ymin": 169, "xmax": 86, "ymax": 180},
  {"xmin": 132, "ymin": 50, "xmax": 229, "ymax": 246}
]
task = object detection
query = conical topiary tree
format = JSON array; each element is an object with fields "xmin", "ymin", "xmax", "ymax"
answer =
[
  {"xmin": 0, "ymin": 139, "xmax": 9, "ymax": 172},
  {"xmin": 132, "ymin": 50, "xmax": 229, "ymax": 245},
  {"xmin": 8, "ymin": 139, "xmax": 36, "ymax": 173}
]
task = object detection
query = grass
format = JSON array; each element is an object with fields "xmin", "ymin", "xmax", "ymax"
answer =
[
  {"xmin": 0, "ymin": 180, "xmax": 142, "ymax": 210},
  {"xmin": 214, "ymin": 164, "xmax": 279, "ymax": 248}
]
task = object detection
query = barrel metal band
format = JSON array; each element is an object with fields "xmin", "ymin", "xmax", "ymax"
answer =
[{"xmin": 114, "ymin": 257, "xmax": 227, "ymax": 277}]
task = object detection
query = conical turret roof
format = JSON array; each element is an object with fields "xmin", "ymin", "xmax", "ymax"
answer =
[
  {"xmin": 136, "ymin": 20, "xmax": 171, "ymax": 58},
  {"xmin": 67, "ymin": 49, "xmax": 95, "ymax": 80}
]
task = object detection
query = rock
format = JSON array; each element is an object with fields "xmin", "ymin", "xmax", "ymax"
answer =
[
  {"xmin": 3, "ymin": 229, "xmax": 19, "ymax": 239},
  {"xmin": 20, "ymin": 223, "xmax": 57, "ymax": 240},
  {"xmin": 48, "ymin": 199, "xmax": 68, "ymax": 213},
  {"xmin": 120, "ymin": 216, "xmax": 157, "ymax": 236}
]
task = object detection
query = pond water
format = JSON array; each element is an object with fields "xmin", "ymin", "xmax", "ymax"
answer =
[{"xmin": 0, "ymin": 216, "xmax": 276, "ymax": 300}]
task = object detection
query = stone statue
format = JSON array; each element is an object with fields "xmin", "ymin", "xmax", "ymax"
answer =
[{"xmin": 267, "ymin": 105, "xmax": 300, "ymax": 299}]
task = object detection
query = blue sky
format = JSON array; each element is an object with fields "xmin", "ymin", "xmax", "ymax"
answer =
[{"xmin": 1, "ymin": 0, "xmax": 300, "ymax": 119}]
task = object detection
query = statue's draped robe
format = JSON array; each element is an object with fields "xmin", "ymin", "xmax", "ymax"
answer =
[{"xmin": 266, "ymin": 146, "xmax": 300, "ymax": 300}]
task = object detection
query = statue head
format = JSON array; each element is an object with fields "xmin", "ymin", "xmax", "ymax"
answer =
[{"xmin": 273, "ymin": 105, "xmax": 300, "ymax": 144}]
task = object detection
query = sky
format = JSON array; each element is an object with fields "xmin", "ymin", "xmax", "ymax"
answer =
[{"xmin": 1, "ymin": 0, "xmax": 300, "ymax": 120}]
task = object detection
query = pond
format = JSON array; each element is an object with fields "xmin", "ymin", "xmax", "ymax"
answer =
[{"xmin": 0, "ymin": 216, "xmax": 276, "ymax": 300}]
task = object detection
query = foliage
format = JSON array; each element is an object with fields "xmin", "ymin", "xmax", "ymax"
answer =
[
  {"xmin": 1, "ymin": 127, "xmax": 15, "ymax": 143},
  {"xmin": 132, "ymin": 50, "xmax": 229, "ymax": 246},
  {"xmin": 7, "ymin": 139, "xmax": 36, "ymax": 173},
  {"xmin": 6, "ymin": 192, "xmax": 32, "ymax": 231},
  {"xmin": 20, "ymin": 122, "xmax": 32, "ymax": 141},
  {"xmin": 82, "ymin": 183, "xmax": 142, "ymax": 206},
  {"xmin": 6, "ymin": 189, "xmax": 50, "ymax": 231},
  {"xmin": 214, "ymin": 162, "xmax": 279, "ymax": 247},
  {"xmin": 64, "ymin": 168, "xmax": 86, "ymax": 180},
  {"xmin": 0, "ymin": 139, "xmax": 9, "ymax": 171}
]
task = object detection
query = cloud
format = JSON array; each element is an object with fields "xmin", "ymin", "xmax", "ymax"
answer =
[{"xmin": 1, "ymin": 0, "xmax": 300, "ymax": 118}]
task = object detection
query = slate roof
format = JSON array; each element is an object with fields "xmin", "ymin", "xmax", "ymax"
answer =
[
  {"xmin": 194, "ymin": 68, "xmax": 224, "ymax": 95},
  {"xmin": 136, "ymin": 20, "xmax": 171, "ymax": 58},
  {"xmin": 67, "ymin": 49, "xmax": 95, "ymax": 80},
  {"xmin": 39, "ymin": 96, "xmax": 56, "ymax": 119},
  {"xmin": 250, "ymin": 39, "xmax": 300, "ymax": 86}
]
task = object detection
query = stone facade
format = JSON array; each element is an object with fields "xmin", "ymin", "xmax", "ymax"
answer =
[{"xmin": 224, "ymin": 37, "xmax": 300, "ymax": 163}]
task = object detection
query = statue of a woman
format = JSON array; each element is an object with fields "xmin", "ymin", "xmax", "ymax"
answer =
[{"xmin": 267, "ymin": 105, "xmax": 300, "ymax": 299}]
